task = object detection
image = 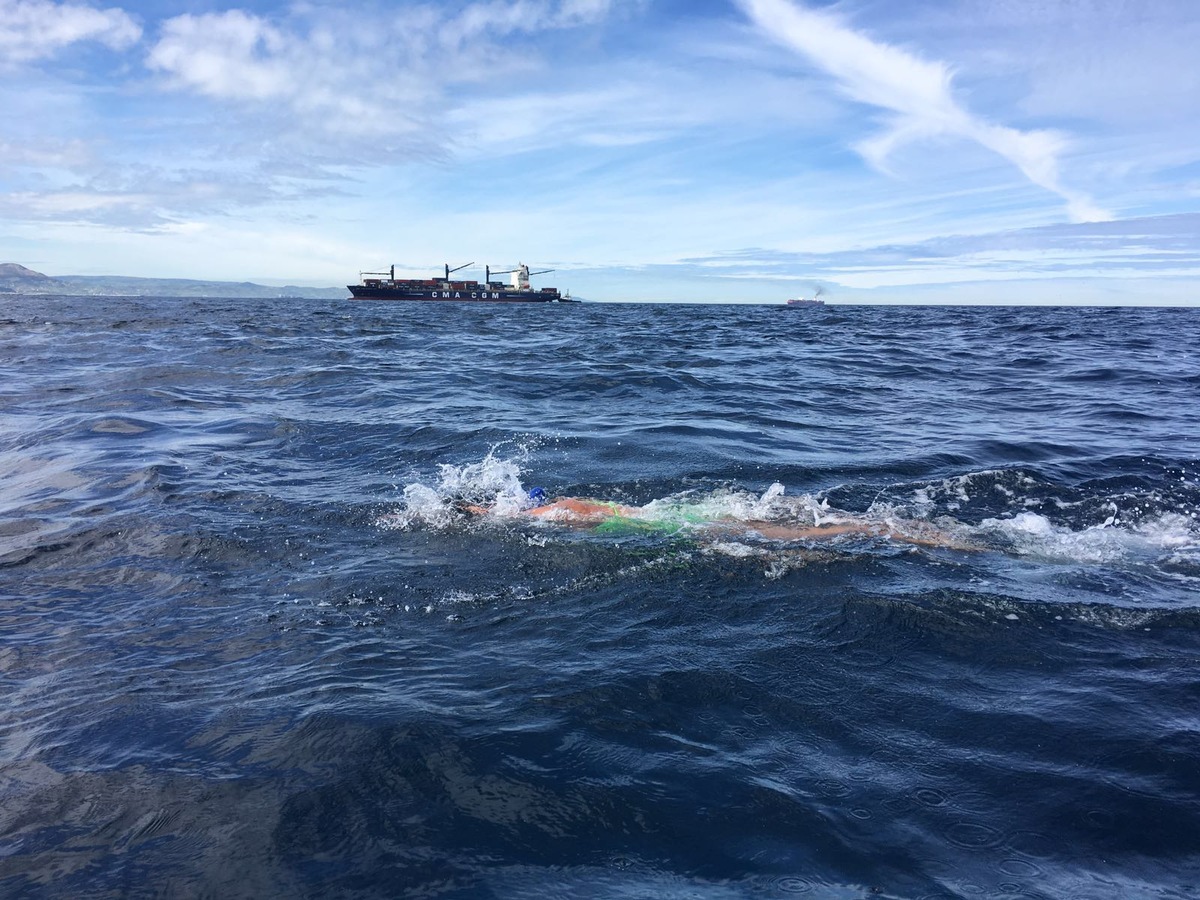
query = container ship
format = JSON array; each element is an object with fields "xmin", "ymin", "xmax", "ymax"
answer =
[{"xmin": 348, "ymin": 262, "xmax": 572, "ymax": 302}]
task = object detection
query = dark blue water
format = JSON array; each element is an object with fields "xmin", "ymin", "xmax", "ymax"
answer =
[{"xmin": 2, "ymin": 296, "xmax": 1199, "ymax": 898}]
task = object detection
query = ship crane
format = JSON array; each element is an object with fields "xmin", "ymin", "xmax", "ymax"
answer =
[{"xmin": 443, "ymin": 262, "xmax": 473, "ymax": 281}]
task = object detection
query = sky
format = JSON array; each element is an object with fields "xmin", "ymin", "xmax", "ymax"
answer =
[{"xmin": 1, "ymin": 0, "xmax": 1199, "ymax": 303}]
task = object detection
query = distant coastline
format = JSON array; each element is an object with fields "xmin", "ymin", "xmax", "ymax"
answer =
[{"xmin": 0, "ymin": 263, "xmax": 345, "ymax": 300}]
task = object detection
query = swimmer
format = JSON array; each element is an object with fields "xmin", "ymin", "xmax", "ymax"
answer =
[{"xmin": 463, "ymin": 488, "xmax": 975, "ymax": 550}]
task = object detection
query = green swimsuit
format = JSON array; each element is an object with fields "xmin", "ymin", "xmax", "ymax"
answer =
[{"xmin": 589, "ymin": 500, "xmax": 715, "ymax": 536}]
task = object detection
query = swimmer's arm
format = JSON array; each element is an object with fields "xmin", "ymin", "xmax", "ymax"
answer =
[
  {"xmin": 463, "ymin": 497, "xmax": 640, "ymax": 523},
  {"xmin": 527, "ymin": 498, "xmax": 639, "ymax": 522},
  {"xmin": 742, "ymin": 520, "xmax": 978, "ymax": 550},
  {"xmin": 741, "ymin": 521, "xmax": 872, "ymax": 541}
]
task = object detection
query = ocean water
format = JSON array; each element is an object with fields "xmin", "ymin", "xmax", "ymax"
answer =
[{"xmin": 1, "ymin": 295, "xmax": 1198, "ymax": 899}]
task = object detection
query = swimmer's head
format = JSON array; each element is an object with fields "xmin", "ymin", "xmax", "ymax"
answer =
[{"xmin": 527, "ymin": 487, "xmax": 548, "ymax": 506}]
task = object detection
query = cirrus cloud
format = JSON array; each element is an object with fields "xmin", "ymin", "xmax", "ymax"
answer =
[{"xmin": 738, "ymin": 0, "xmax": 1111, "ymax": 223}]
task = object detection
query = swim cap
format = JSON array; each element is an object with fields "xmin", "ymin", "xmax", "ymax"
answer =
[{"xmin": 528, "ymin": 487, "xmax": 548, "ymax": 505}]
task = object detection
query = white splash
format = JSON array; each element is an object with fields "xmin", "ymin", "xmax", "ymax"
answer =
[
  {"xmin": 635, "ymin": 481, "xmax": 809, "ymax": 529},
  {"xmin": 376, "ymin": 446, "xmax": 533, "ymax": 529},
  {"xmin": 979, "ymin": 511, "xmax": 1199, "ymax": 565}
]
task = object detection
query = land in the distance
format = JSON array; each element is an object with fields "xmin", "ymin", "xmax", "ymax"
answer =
[{"xmin": 0, "ymin": 263, "xmax": 346, "ymax": 299}]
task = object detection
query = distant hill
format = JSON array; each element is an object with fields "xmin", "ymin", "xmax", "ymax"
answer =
[
  {"xmin": 0, "ymin": 263, "xmax": 52, "ymax": 284},
  {"xmin": 0, "ymin": 263, "xmax": 346, "ymax": 299}
]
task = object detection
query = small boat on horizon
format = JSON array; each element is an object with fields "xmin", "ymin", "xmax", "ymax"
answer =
[{"xmin": 784, "ymin": 286, "xmax": 825, "ymax": 307}]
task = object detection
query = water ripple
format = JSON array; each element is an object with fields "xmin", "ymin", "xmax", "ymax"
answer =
[{"xmin": 1, "ymin": 296, "xmax": 1198, "ymax": 896}]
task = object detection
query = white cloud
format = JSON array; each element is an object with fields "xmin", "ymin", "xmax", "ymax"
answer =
[
  {"xmin": 146, "ymin": 11, "xmax": 291, "ymax": 102},
  {"xmin": 738, "ymin": 0, "xmax": 1111, "ymax": 223},
  {"xmin": 144, "ymin": 1, "xmax": 637, "ymax": 143},
  {"xmin": 0, "ymin": 0, "xmax": 140, "ymax": 66},
  {"xmin": 0, "ymin": 137, "xmax": 91, "ymax": 168},
  {"xmin": 678, "ymin": 213, "xmax": 1200, "ymax": 290},
  {"xmin": 439, "ymin": 0, "xmax": 626, "ymax": 43},
  {"xmin": 0, "ymin": 189, "xmax": 154, "ymax": 224},
  {"xmin": 2, "ymin": 1, "xmax": 652, "ymax": 233}
]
